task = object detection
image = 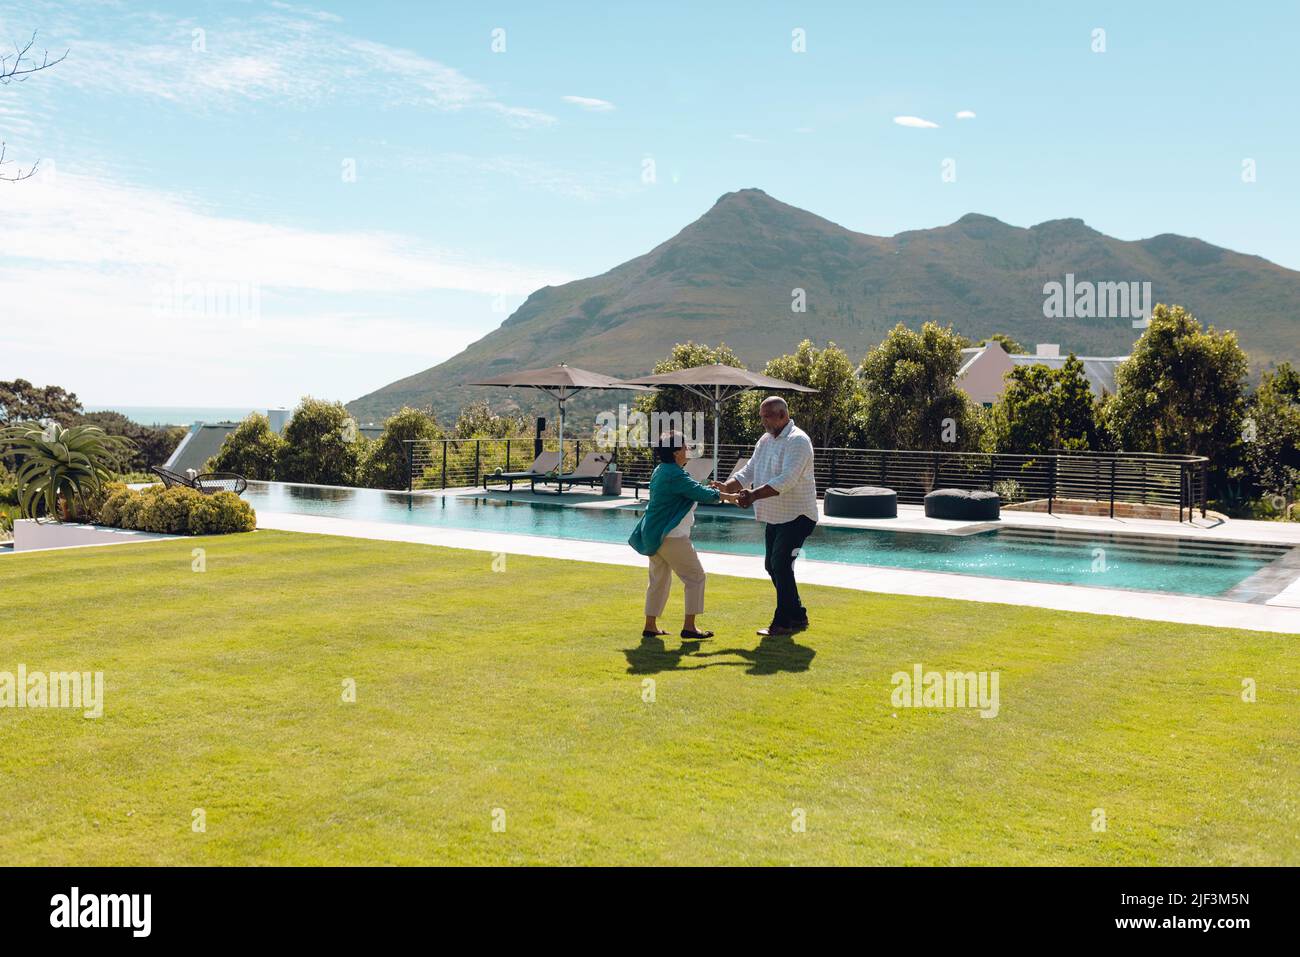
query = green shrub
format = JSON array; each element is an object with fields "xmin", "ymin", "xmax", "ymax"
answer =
[
  {"xmin": 209, "ymin": 413, "xmax": 285, "ymax": 480},
  {"xmin": 118, "ymin": 486, "xmax": 156, "ymax": 530},
  {"xmin": 0, "ymin": 460, "xmax": 15, "ymax": 505},
  {"xmin": 96, "ymin": 483, "xmax": 256, "ymax": 535},
  {"xmin": 358, "ymin": 406, "xmax": 442, "ymax": 489},
  {"xmin": 993, "ymin": 478, "xmax": 1027, "ymax": 504},
  {"xmin": 184, "ymin": 491, "xmax": 256, "ymax": 534},
  {"xmin": 1243, "ymin": 492, "xmax": 1300, "ymax": 523},
  {"xmin": 140, "ymin": 486, "xmax": 195, "ymax": 533},
  {"xmin": 97, "ymin": 483, "xmax": 133, "ymax": 527},
  {"xmin": 275, "ymin": 397, "xmax": 361, "ymax": 486}
]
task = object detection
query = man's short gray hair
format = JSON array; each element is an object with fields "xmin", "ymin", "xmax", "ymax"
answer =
[{"xmin": 759, "ymin": 396, "xmax": 788, "ymax": 414}]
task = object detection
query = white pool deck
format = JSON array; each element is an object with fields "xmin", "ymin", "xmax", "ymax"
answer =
[{"xmin": 254, "ymin": 484, "xmax": 1300, "ymax": 636}]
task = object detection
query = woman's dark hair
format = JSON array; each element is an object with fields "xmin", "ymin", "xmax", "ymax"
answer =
[{"xmin": 654, "ymin": 430, "xmax": 685, "ymax": 464}]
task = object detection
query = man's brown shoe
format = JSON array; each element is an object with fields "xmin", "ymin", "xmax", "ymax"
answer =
[{"xmin": 757, "ymin": 624, "xmax": 796, "ymax": 637}]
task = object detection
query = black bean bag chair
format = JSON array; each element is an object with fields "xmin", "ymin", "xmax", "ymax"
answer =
[
  {"xmin": 924, "ymin": 488, "xmax": 1000, "ymax": 521},
  {"xmin": 823, "ymin": 486, "xmax": 898, "ymax": 519}
]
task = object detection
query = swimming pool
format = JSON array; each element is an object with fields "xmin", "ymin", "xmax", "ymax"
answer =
[{"xmin": 243, "ymin": 482, "xmax": 1295, "ymax": 600}]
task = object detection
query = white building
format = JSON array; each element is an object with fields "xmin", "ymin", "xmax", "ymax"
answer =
[{"xmin": 956, "ymin": 343, "xmax": 1128, "ymax": 406}]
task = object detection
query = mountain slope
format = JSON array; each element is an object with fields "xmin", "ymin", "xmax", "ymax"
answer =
[{"xmin": 348, "ymin": 189, "xmax": 1300, "ymax": 422}]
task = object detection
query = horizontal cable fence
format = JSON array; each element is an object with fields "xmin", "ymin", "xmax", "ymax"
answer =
[{"xmin": 406, "ymin": 439, "xmax": 1208, "ymax": 520}]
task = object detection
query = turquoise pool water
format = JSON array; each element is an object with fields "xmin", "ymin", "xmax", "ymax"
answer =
[{"xmin": 243, "ymin": 483, "xmax": 1293, "ymax": 599}]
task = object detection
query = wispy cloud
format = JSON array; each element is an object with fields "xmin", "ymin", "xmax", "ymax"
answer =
[
  {"xmin": 893, "ymin": 115, "xmax": 939, "ymax": 129},
  {"xmin": 561, "ymin": 95, "xmax": 615, "ymax": 112},
  {"xmin": 33, "ymin": 6, "xmax": 555, "ymax": 126},
  {"xmin": 5, "ymin": 168, "xmax": 567, "ymax": 295},
  {"xmin": 268, "ymin": 1, "xmax": 343, "ymax": 22},
  {"xmin": 0, "ymin": 166, "xmax": 570, "ymax": 401},
  {"xmin": 956, "ymin": 109, "xmax": 976, "ymax": 120}
]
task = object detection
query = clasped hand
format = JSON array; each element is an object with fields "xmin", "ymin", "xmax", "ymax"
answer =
[{"xmin": 710, "ymin": 481, "xmax": 753, "ymax": 508}]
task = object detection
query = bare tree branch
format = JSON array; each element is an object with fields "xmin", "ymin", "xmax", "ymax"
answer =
[
  {"xmin": 0, "ymin": 31, "xmax": 68, "ymax": 84},
  {"xmin": 0, "ymin": 143, "xmax": 39, "ymax": 181},
  {"xmin": 0, "ymin": 31, "xmax": 66, "ymax": 182}
]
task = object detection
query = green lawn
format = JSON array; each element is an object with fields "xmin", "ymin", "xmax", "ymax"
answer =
[{"xmin": 1, "ymin": 530, "xmax": 1296, "ymax": 865}]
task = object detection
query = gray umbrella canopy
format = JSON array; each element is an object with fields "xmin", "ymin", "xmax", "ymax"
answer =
[
  {"xmin": 473, "ymin": 364, "xmax": 653, "ymax": 391},
  {"xmin": 623, "ymin": 363, "xmax": 818, "ymax": 480},
  {"xmin": 470, "ymin": 363, "xmax": 651, "ymax": 461}
]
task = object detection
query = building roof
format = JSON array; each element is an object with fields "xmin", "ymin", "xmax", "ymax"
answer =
[
  {"xmin": 165, "ymin": 422, "xmax": 236, "ymax": 474},
  {"xmin": 957, "ymin": 347, "xmax": 990, "ymax": 377},
  {"xmin": 163, "ymin": 420, "xmax": 384, "ymax": 475},
  {"xmin": 1008, "ymin": 353, "xmax": 1128, "ymax": 396}
]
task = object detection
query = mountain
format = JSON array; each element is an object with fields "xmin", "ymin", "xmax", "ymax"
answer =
[{"xmin": 348, "ymin": 188, "xmax": 1300, "ymax": 423}]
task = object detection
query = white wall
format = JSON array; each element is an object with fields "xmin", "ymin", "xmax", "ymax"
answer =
[{"xmin": 956, "ymin": 346, "xmax": 1015, "ymax": 405}]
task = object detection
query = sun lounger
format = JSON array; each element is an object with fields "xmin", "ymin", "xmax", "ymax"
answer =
[
  {"xmin": 151, "ymin": 465, "xmax": 248, "ymax": 496},
  {"xmin": 194, "ymin": 472, "xmax": 248, "ymax": 496},
  {"xmin": 483, "ymin": 450, "xmax": 563, "ymax": 492},
  {"xmin": 630, "ymin": 455, "xmax": 720, "ymax": 500},
  {"xmin": 727, "ymin": 457, "xmax": 750, "ymax": 481},
  {"xmin": 541, "ymin": 452, "xmax": 612, "ymax": 493},
  {"xmin": 685, "ymin": 456, "xmax": 717, "ymax": 483},
  {"xmin": 151, "ymin": 466, "xmax": 195, "ymax": 489}
]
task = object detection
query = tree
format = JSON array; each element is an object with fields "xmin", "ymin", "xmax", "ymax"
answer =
[
  {"xmin": 209, "ymin": 413, "xmax": 286, "ymax": 480},
  {"xmin": 74, "ymin": 410, "xmax": 186, "ymax": 473},
  {"xmin": 987, "ymin": 355, "xmax": 1104, "ymax": 454},
  {"xmin": 856, "ymin": 322, "xmax": 984, "ymax": 451},
  {"xmin": 452, "ymin": 399, "xmax": 530, "ymax": 439},
  {"xmin": 359, "ymin": 407, "xmax": 443, "ymax": 489},
  {"xmin": 978, "ymin": 333, "xmax": 1026, "ymax": 355},
  {"xmin": 1241, "ymin": 362, "xmax": 1300, "ymax": 499},
  {"xmin": 631, "ymin": 342, "xmax": 759, "ymax": 447},
  {"xmin": 0, "ymin": 379, "xmax": 83, "ymax": 425},
  {"xmin": 274, "ymin": 398, "xmax": 361, "ymax": 486},
  {"xmin": 758, "ymin": 340, "xmax": 863, "ymax": 447},
  {"xmin": 1102, "ymin": 304, "xmax": 1248, "ymax": 466},
  {"xmin": 1, "ymin": 32, "xmax": 67, "ymax": 181}
]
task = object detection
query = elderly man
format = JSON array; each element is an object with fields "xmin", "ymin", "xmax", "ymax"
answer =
[{"xmin": 711, "ymin": 396, "xmax": 818, "ymax": 636}]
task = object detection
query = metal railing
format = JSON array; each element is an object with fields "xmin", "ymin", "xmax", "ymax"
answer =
[{"xmin": 405, "ymin": 439, "xmax": 1209, "ymax": 520}]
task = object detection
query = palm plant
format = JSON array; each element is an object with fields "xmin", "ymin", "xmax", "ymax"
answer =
[{"xmin": 0, "ymin": 421, "xmax": 133, "ymax": 522}]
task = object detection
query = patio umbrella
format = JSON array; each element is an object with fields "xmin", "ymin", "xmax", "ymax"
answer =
[
  {"xmin": 623, "ymin": 362, "xmax": 818, "ymax": 481},
  {"xmin": 470, "ymin": 363, "xmax": 651, "ymax": 470}
]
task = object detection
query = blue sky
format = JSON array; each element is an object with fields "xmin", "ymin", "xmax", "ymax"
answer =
[{"xmin": 2, "ymin": 0, "xmax": 1296, "ymax": 408}]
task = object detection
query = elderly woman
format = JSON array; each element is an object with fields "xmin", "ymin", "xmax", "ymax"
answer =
[{"xmin": 629, "ymin": 431, "xmax": 740, "ymax": 640}]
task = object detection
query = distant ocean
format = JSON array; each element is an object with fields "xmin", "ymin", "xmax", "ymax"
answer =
[{"xmin": 87, "ymin": 405, "xmax": 265, "ymax": 427}]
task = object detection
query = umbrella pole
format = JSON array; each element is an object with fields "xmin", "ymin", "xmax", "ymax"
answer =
[
  {"xmin": 557, "ymin": 393, "xmax": 565, "ymax": 490},
  {"xmin": 713, "ymin": 388, "xmax": 721, "ymax": 483}
]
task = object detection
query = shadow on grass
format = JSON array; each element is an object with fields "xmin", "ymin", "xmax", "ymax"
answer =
[{"xmin": 623, "ymin": 633, "xmax": 815, "ymax": 676}]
